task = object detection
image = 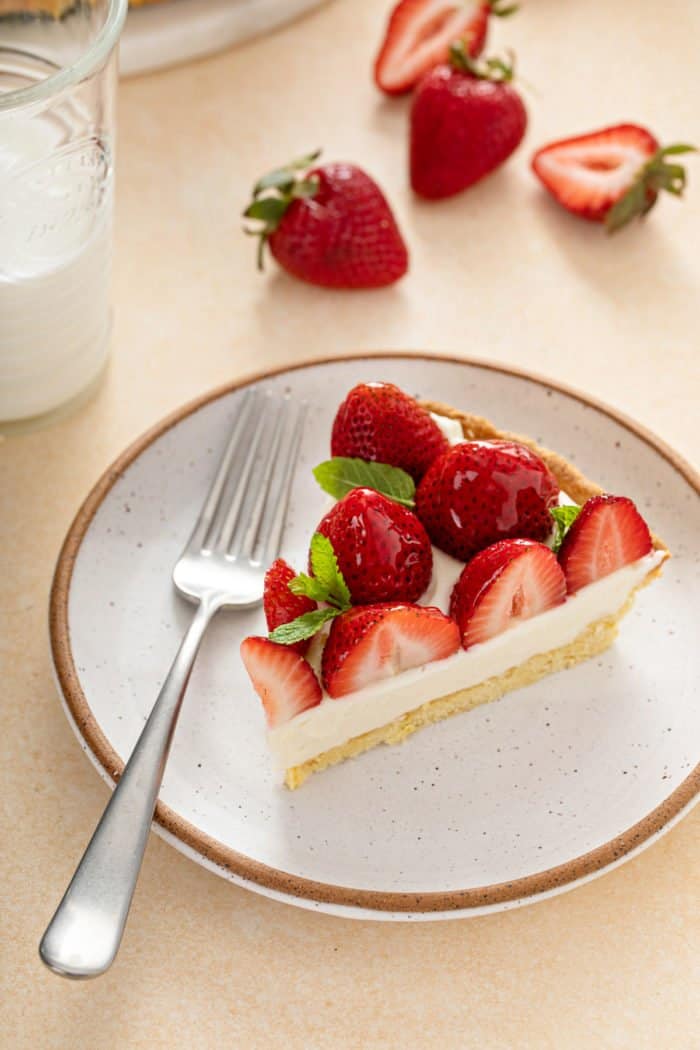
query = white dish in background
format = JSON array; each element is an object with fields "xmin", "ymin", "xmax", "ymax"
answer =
[
  {"xmin": 50, "ymin": 354, "xmax": 700, "ymax": 919},
  {"xmin": 121, "ymin": 0, "xmax": 329, "ymax": 76}
]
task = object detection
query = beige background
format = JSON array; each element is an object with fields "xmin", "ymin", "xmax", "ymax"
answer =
[{"xmin": 2, "ymin": 0, "xmax": 699, "ymax": 1046}]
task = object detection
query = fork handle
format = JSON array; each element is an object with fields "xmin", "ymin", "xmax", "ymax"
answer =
[{"xmin": 39, "ymin": 598, "xmax": 219, "ymax": 979}]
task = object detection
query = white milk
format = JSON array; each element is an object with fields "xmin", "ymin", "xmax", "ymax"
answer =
[{"xmin": 0, "ymin": 114, "xmax": 113, "ymax": 422}]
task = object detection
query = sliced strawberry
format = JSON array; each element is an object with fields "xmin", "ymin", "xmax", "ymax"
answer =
[
  {"xmin": 263, "ymin": 558, "xmax": 316, "ymax": 655},
  {"xmin": 375, "ymin": 0, "xmax": 495, "ymax": 96},
  {"xmin": 315, "ymin": 488, "xmax": 433, "ymax": 605},
  {"xmin": 322, "ymin": 603, "xmax": 460, "ymax": 698},
  {"xmin": 331, "ymin": 381, "xmax": 449, "ymax": 481},
  {"xmin": 241, "ymin": 636, "xmax": 322, "ymax": 727},
  {"xmin": 532, "ymin": 124, "xmax": 696, "ymax": 231},
  {"xmin": 532, "ymin": 125, "xmax": 659, "ymax": 224},
  {"xmin": 558, "ymin": 495, "xmax": 652, "ymax": 594},
  {"xmin": 450, "ymin": 539, "xmax": 566, "ymax": 648}
]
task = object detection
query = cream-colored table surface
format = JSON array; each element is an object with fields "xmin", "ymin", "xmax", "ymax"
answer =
[{"xmin": 2, "ymin": 1, "xmax": 699, "ymax": 1046}]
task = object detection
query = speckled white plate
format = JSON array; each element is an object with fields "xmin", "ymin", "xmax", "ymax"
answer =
[{"xmin": 50, "ymin": 354, "xmax": 700, "ymax": 920}]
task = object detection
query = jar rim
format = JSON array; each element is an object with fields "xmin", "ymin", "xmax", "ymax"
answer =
[{"xmin": 0, "ymin": 0, "xmax": 128, "ymax": 113}]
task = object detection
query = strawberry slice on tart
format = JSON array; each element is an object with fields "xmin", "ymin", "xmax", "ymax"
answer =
[
  {"xmin": 558, "ymin": 495, "xmax": 653, "ymax": 594},
  {"xmin": 322, "ymin": 603, "xmax": 460, "ymax": 698},
  {"xmin": 240, "ymin": 637, "xmax": 322, "ymax": 728},
  {"xmin": 450, "ymin": 539, "xmax": 566, "ymax": 648}
]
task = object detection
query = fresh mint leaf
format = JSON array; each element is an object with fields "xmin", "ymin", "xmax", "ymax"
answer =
[
  {"xmin": 268, "ymin": 607, "xmax": 340, "ymax": 645},
  {"xmin": 313, "ymin": 457, "xmax": 416, "ymax": 507},
  {"xmin": 550, "ymin": 504, "xmax": 581, "ymax": 553},
  {"xmin": 284, "ymin": 534, "xmax": 351, "ymax": 613},
  {"xmin": 308, "ymin": 532, "xmax": 351, "ymax": 609},
  {"xmin": 288, "ymin": 573, "xmax": 333, "ymax": 604}
]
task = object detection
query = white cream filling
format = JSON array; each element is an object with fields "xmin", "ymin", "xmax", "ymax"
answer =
[
  {"xmin": 267, "ymin": 413, "xmax": 666, "ymax": 768},
  {"xmin": 268, "ymin": 550, "xmax": 665, "ymax": 769}
]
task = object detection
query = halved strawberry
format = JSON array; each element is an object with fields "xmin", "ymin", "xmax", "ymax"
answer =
[
  {"xmin": 331, "ymin": 381, "xmax": 449, "ymax": 481},
  {"xmin": 322, "ymin": 603, "xmax": 460, "ymax": 698},
  {"xmin": 531, "ymin": 124, "xmax": 695, "ymax": 232},
  {"xmin": 264, "ymin": 558, "xmax": 317, "ymax": 655},
  {"xmin": 240, "ymin": 637, "xmax": 322, "ymax": 727},
  {"xmin": 558, "ymin": 495, "xmax": 652, "ymax": 594},
  {"xmin": 374, "ymin": 0, "xmax": 512, "ymax": 96},
  {"xmin": 450, "ymin": 539, "xmax": 566, "ymax": 649}
]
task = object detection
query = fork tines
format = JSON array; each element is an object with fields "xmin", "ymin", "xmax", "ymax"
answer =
[{"xmin": 192, "ymin": 389, "xmax": 306, "ymax": 565}]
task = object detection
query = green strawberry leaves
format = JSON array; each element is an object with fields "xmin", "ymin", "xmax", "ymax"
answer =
[
  {"xmin": 268, "ymin": 533, "xmax": 351, "ymax": 646},
  {"xmin": 313, "ymin": 457, "xmax": 416, "ymax": 507},
  {"xmin": 606, "ymin": 143, "xmax": 697, "ymax": 233},
  {"xmin": 449, "ymin": 41, "xmax": 515, "ymax": 82},
  {"xmin": 550, "ymin": 504, "xmax": 582, "ymax": 554},
  {"xmin": 243, "ymin": 149, "xmax": 321, "ymax": 270}
]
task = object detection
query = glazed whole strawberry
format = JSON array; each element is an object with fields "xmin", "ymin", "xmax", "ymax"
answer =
[
  {"xmin": 240, "ymin": 381, "xmax": 668, "ymax": 788},
  {"xmin": 243, "ymin": 150, "xmax": 408, "ymax": 288}
]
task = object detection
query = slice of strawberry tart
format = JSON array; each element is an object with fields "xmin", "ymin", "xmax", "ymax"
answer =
[{"xmin": 240, "ymin": 382, "xmax": 668, "ymax": 788}]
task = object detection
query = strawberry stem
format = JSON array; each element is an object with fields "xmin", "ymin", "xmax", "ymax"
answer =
[
  {"xmin": 487, "ymin": 0, "xmax": 519, "ymax": 15},
  {"xmin": 449, "ymin": 41, "xmax": 515, "ymax": 82},
  {"xmin": 243, "ymin": 149, "xmax": 321, "ymax": 270},
  {"xmin": 605, "ymin": 143, "xmax": 697, "ymax": 233}
]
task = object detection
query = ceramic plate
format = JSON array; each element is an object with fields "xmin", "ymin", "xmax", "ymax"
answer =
[{"xmin": 50, "ymin": 354, "xmax": 700, "ymax": 920}]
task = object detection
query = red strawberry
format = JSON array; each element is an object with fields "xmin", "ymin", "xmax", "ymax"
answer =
[
  {"xmin": 374, "ymin": 0, "xmax": 515, "ymax": 96},
  {"xmin": 416, "ymin": 440, "xmax": 559, "ymax": 562},
  {"xmin": 240, "ymin": 636, "xmax": 322, "ymax": 728},
  {"xmin": 531, "ymin": 125, "xmax": 696, "ymax": 232},
  {"xmin": 410, "ymin": 45, "xmax": 527, "ymax": 200},
  {"xmin": 263, "ymin": 558, "xmax": 317, "ymax": 656},
  {"xmin": 322, "ymin": 603, "xmax": 460, "ymax": 697},
  {"xmin": 316, "ymin": 488, "xmax": 433, "ymax": 604},
  {"xmin": 558, "ymin": 495, "xmax": 652, "ymax": 594},
  {"xmin": 450, "ymin": 539, "xmax": 566, "ymax": 648},
  {"xmin": 243, "ymin": 150, "xmax": 408, "ymax": 288},
  {"xmin": 331, "ymin": 381, "xmax": 449, "ymax": 480}
]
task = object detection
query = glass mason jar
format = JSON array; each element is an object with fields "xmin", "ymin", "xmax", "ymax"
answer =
[{"xmin": 0, "ymin": 0, "xmax": 128, "ymax": 428}]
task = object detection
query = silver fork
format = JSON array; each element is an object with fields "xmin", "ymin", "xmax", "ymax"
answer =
[{"xmin": 39, "ymin": 389, "xmax": 306, "ymax": 980}]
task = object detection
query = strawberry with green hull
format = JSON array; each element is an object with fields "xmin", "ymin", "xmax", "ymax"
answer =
[
  {"xmin": 450, "ymin": 539, "xmax": 566, "ymax": 649},
  {"xmin": 330, "ymin": 381, "xmax": 449, "ymax": 481},
  {"xmin": 322, "ymin": 603, "xmax": 461, "ymax": 698},
  {"xmin": 531, "ymin": 124, "xmax": 696, "ymax": 232},
  {"xmin": 374, "ymin": 0, "xmax": 517, "ymax": 96},
  {"xmin": 243, "ymin": 151, "xmax": 408, "ymax": 288},
  {"xmin": 416, "ymin": 439, "xmax": 559, "ymax": 562},
  {"xmin": 410, "ymin": 43, "xmax": 527, "ymax": 200},
  {"xmin": 558, "ymin": 495, "xmax": 652, "ymax": 593}
]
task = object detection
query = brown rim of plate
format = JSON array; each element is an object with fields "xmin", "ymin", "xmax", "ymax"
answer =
[{"xmin": 49, "ymin": 352, "xmax": 700, "ymax": 913}]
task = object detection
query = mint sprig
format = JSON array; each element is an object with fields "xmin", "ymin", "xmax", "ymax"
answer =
[
  {"xmin": 550, "ymin": 504, "xmax": 581, "ymax": 553},
  {"xmin": 313, "ymin": 457, "xmax": 416, "ymax": 507},
  {"xmin": 269, "ymin": 607, "xmax": 339, "ymax": 645},
  {"xmin": 268, "ymin": 533, "xmax": 351, "ymax": 646}
]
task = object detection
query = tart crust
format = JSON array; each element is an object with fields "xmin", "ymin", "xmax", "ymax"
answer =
[{"xmin": 284, "ymin": 402, "xmax": 669, "ymax": 789}]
